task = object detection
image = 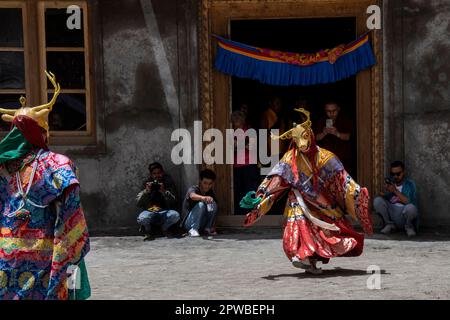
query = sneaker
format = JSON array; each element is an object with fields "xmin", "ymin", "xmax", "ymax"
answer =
[
  {"xmin": 188, "ymin": 228, "xmax": 200, "ymax": 237},
  {"xmin": 405, "ymin": 226, "xmax": 416, "ymax": 237},
  {"xmin": 380, "ymin": 224, "xmax": 396, "ymax": 235},
  {"xmin": 143, "ymin": 234, "xmax": 155, "ymax": 241},
  {"xmin": 204, "ymin": 228, "xmax": 217, "ymax": 236}
]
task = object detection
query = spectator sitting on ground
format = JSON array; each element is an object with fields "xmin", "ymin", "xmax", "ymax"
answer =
[
  {"xmin": 181, "ymin": 169, "xmax": 218, "ymax": 237},
  {"xmin": 137, "ymin": 162, "xmax": 180, "ymax": 240},
  {"xmin": 373, "ymin": 160, "xmax": 419, "ymax": 237},
  {"xmin": 142, "ymin": 162, "xmax": 177, "ymax": 210},
  {"xmin": 136, "ymin": 179, "xmax": 181, "ymax": 241}
]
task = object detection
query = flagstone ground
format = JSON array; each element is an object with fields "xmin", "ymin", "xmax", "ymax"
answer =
[{"xmin": 85, "ymin": 229, "xmax": 450, "ymax": 300}]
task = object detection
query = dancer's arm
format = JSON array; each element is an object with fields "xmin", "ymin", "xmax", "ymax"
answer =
[
  {"xmin": 47, "ymin": 184, "xmax": 90, "ymax": 299},
  {"xmin": 243, "ymin": 175, "xmax": 290, "ymax": 227},
  {"xmin": 327, "ymin": 170, "xmax": 373, "ymax": 235}
]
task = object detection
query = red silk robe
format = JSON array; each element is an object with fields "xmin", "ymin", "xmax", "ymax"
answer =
[{"xmin": 245, "ymin": 147, "xmax": 372, "ymax": 263}]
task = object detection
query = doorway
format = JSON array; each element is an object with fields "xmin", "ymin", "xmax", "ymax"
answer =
[
  {"xmin": 230, "ymin": 17, "xmax": 358, "ymax": 216},
  {"xmin": 200, "ymin": 0, "xmax": 383, "ymax": 227}
]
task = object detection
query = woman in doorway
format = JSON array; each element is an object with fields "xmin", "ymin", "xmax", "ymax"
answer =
[
  {"xmin": 231, "ymin": 111, "xmax": 260, "ymax": 215},
  {"xmin": 240, "ymin": 108, "xmax": 373, "ymax": 274}
]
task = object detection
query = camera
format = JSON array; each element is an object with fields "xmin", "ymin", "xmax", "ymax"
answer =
[
  {"xmin": 384, "ymin": 177, "xmax": 393, "ymax": 185},
  {"xmin": 147, "ymin": 180, "xmax": 161, "ymax": 192}
]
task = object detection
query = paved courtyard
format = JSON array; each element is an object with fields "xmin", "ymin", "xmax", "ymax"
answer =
[{"xmin": 85, "ymin": 229, "xmax": 450, "ymax": 300}]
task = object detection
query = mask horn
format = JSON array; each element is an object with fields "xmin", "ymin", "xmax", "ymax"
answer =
[
  {"xmin": 1, "ymin": 114, "xmax": 14, "ymax": 122},
  {"xmin": 0, "ymin": 108, "xmax": 18, "ymax": 116},
  {"xmin": 271, "ymin": 128, "xmax": 294, "ymax": 140},
  {"xmin": 31, "ymin": 71, "xmax": 61, "ymax": 112}
]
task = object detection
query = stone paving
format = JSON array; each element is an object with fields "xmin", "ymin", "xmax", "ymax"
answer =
[{"xmin": 85, "ymin": 229, "xmax": 450, "ymax": 300}]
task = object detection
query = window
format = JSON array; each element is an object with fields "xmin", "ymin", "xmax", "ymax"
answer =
[
  {"xmin": 0, "ymin": 1, "xmax": 95, "ymax": 144},
  {"xmin": 0, "ymin": 2, "xmax": 28, "ymax": 131}
]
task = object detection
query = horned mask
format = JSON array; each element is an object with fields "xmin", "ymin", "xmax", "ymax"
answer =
[
  {"xmin": 271, "ymin": 108, "xmax": 313, "ymax": 153},
  {"xmin": 0, "ymin": 71, "xmax": 61, "ymax": 137}
]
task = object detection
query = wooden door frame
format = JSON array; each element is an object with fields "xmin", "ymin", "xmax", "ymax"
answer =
[{"xmin": 199, "ymin": 0, "xmax": 383, "ymax": 227}]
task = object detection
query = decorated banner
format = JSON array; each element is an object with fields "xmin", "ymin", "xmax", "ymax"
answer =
[{"xmin": 213, "ymin": 33, "xmax": 376, "ymax": 86}]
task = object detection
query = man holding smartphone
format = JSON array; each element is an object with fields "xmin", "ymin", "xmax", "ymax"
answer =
[
  {"xmin": 373, "ymin": 161, "xmax": 419, "ymax": 237},
  {"xmin": 315, "ymin": 101, "xmax": 355, "ymax": 176}
]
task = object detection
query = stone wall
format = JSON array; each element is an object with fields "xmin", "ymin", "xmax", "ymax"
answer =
[
  {"xmin": 384, "ymin": 0, "xmax": 450, "ymax": 228},
  {"xmin": 54, "ymin": 0, "xmax": 199, "ymax": 233}
]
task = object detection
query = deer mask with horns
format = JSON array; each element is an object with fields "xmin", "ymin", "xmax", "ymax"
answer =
[
  {"xmin": 0, "ymin": 71, "xmax": 61, "ymax": 138},
  {"xmin": 271, "ymin": 108, "xmax": 313, "ymax": 153}
]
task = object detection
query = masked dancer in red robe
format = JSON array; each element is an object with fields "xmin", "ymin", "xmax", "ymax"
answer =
[{"xmin": 240, "ymin": 108, "xmax": 373, "ymax": 274}]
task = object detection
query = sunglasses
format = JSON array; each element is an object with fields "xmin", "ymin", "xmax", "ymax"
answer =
[{"xmin": 390, "ymin": 172, "xmax": 403, "ymax": 177}]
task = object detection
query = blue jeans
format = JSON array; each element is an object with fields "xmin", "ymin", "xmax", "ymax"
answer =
[
  {"xmin": 184, "ymin": 202, "xmax": 217, "ymax": 232},
  {"xmin": 137, "ymin": 209, "xmax": 180, "ymax": 232}
]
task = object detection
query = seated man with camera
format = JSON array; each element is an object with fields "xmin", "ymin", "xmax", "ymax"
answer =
[
  {"xmin": 141, "ymin": 162, "xmax": 178, "ymax": 210},
  {"xmin": 136, "ymin": 163, "xmax": 180, "ymax": 240},
  {"xmin": 373, "ymin": 161, "xmax": 418, "ymax": 237}
]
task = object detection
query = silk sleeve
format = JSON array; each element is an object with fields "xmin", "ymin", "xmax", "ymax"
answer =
[
  {"xmin": 47, "ymin": 184, "xmax": 90, "ymax": 299},
  {"xmin": 244, "ymin": 175, "xmax": 290, "ymax": 226},
  {"xmin": 327, "ymin": 169, "xmax": 373, "ymax": 235}
]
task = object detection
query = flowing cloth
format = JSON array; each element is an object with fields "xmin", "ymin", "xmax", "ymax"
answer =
[
  {"xmin": 0, "ymin": 150, "xmax": 90, "ymax": 299},
  {"xmin": 244, "ymin": 147, "xmax": 372, "ymax": 263}
]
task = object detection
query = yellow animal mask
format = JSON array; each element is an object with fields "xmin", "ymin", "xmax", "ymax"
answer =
[
  {"xmin": 0, "ymin": 71, "xmax": 61, "ymax": 136},
  {"xmin": 271, "ymin": 108, "xmax": 313, "ymax": 153}
]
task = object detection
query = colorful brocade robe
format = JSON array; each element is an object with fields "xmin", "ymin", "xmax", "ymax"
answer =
[
  {"xmin": 246, "ymin": 147, "xmax": 372, "ymax": 263},
  {"xmin": 0, "ymin": 150, "xmax": 89, "ymax": 300}
]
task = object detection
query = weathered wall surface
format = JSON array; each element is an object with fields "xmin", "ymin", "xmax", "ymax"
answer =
[
  {"xmin": 55, "ymin": 0, "xmax": 199, "ymax": 233},
  {"xmin": 384, "ymin": 0, "xmax": 450, "ymax": 228}
]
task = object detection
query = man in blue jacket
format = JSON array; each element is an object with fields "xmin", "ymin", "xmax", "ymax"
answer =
[{"xmin": 374, "ymin": 161, "xmax": 419, "ymax": 237}]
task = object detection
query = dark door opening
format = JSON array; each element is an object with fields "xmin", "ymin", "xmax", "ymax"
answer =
[{"xmin": 230, "ymin": 17, "xmax": 357, "ymax": 215}]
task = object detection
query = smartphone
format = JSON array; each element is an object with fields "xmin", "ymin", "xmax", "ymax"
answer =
[{"xmin": 326, "ymin": 119, "xmax": 333, "ymax": 128}]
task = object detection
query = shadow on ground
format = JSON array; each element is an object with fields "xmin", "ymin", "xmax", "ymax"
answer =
[
  {"xmin": 90, "ymin": 226, "xmax": 450, "ymax": 242},
  {"xmin": 262, "ymin": 267, "xmax": 390, "ymax": 280},
  {"xmin": 367, "ymin": 232, "xmax": 450, "ymax": 242},
  {"xmin": 214, "ymin": 228, "xmax": 450, "ymax": 242},
  {"xmin": 213, "ymin": 228, "xmax": 283, "ymax": 240}
]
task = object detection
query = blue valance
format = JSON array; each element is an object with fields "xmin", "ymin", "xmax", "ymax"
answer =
[{"xmin": 213, "ymin": 33, "xmax": 376, "ymax": 86}]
